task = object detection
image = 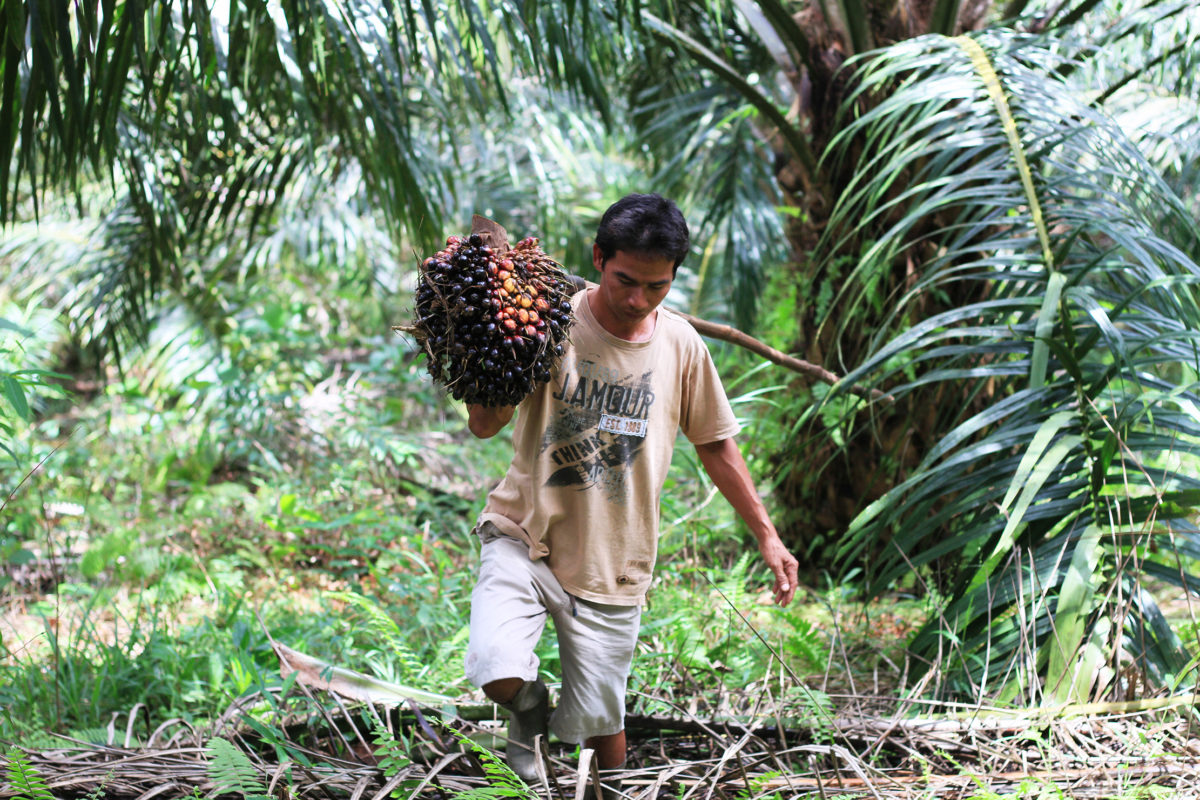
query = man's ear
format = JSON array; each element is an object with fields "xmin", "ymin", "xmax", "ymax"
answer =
[{"xmin": 592, "ymin": 243, "xmax": 605, "ymax": 272}]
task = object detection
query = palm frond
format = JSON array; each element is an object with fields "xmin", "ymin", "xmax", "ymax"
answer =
[
  {"xmin": 615, "ymin": 6, "xmax": 795, "ymax": 330},
  {"xmin": 4, "ymin": 0, "xmax": 799, "ymax": 352},
  {"xmin": 831, "ymin": 0, "xmax": 875, "ymax": 55},
  {"xmin": 735, "ymin": 0, "xmax": 814, "ymax": 75},
  {"xmin": 929, "ymin": 0, "xmax": 966, "ymax": 35},
  {"xmin": 1046, "ymin": 0, "xmax": 1199, "ymax": 102},
  {"xmin": 820, "ymin": 30, "xmax": 1200, "ymax": 697},
  {"xmin": 640, "ymin": 11, "xmax": 819, "ymax": 182}
]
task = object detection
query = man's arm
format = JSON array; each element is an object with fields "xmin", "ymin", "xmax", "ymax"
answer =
[
  {"xmin": 468, "ymin": 404, "xmax": 516, "ymax": 439},
  {"xmin": 694, "ymin": 437, "xmax": 800, "ymax": 607}
]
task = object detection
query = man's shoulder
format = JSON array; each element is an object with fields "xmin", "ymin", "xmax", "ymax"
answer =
[{"xmin": 657, "ymin": 306, "xmax": 705, "ymax": 349}]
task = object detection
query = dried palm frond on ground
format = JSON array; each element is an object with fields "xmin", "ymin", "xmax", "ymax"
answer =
[
  {"xmin": 6, "ymin": 702, "xmax": 1200, "ymax": 799},
  {"xmin": 5, "ymin": 648, "xmax": 1200, "ymax": 800}
]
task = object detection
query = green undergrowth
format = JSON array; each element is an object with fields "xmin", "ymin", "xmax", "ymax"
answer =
[{"xmin": 0, "ymin": 312, "xmax": 863, "ymax": 746}]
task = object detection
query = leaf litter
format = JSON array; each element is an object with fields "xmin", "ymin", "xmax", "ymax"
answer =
[{"xmin": 6, "ymin": 643, "xmax": 1200, "ymax": 800}]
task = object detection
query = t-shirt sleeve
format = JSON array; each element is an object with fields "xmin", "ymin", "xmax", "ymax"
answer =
[{"xmin": 679, "ymin": 337, "xmax": 742, "ymax": 445}]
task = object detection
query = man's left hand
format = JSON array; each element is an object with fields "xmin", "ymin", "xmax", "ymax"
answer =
[{"xmin": 759, "ymin": 533, "xmax": 799, "ymax": 607}]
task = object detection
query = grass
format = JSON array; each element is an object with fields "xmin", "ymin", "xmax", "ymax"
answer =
[
  {"xmin": 0, "ymin": 475, "xmax": 842, "ymax": 742},
  {"xmin": 0, "ymin": 316, "xmax": 844, "ymax": 746}
]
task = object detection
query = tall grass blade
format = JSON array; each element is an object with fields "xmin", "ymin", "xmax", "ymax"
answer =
[{"xmin": 1046, "ymin": 523, "xmax": 1103, "ymax": 703}]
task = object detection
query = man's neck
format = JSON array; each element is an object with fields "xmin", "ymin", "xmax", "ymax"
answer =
[{"xmin": 587, "ymin": 288, "xmax": 657, "ymax": 342}]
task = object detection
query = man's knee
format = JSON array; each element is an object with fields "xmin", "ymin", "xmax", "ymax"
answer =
[{"xmin": 483, "ymin": 677, "xmax": 525, "ymax": 705}]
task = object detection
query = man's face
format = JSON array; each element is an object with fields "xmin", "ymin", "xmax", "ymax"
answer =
[{"xmin": 592, "ymin": 245, "xmax": 675, "ymax": 332}]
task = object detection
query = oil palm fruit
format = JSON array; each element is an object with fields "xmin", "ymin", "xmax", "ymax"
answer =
[{"xmin": 413, "ymin": 228, "xmax": 575, "ymax": 406}]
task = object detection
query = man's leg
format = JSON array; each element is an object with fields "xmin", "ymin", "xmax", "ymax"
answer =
[
  {"xmin": 550, "ymin": 598, "xmax": 640, "ymax": 768},
  {"xmin": 490, "ymin": 678, "xmax": 549, "ymax": 781},
  {"xmin": 585, "ymin": 731, "xmax": 626, "ymax": 769},
  {"xmin": 464, "ymin": 531, "xmax": 557, "ymax": 782},
  {"xmin": 482, "ymin": 677, "xmax": 524, "ymax": 704}
]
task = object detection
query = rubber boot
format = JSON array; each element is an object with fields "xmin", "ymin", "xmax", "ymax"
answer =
[
  {"xmin": 581, "ymin": 751, "xmax": 625, "ymax": 800},
  {"xmin": 500, "ymin": 679, "xmax": 548, "ymax": 783}
]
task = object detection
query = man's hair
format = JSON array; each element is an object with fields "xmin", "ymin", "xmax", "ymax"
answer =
[{"xmin": 594, "ymin": 193, "xmax": 690, "ymax": 271}]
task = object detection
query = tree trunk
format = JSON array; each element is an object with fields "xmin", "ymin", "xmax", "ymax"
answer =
[{"xmin": 770, "ymin": 1, "xmax": 996, "ymax": 571}]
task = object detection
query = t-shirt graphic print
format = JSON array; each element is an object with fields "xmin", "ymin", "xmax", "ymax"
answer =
[{"xmin": 544, "ymin": 359, "xmax": 654, "ymax": 504}]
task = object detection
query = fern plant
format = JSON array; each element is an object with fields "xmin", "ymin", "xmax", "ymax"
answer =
[
  {"xmin": 715, "ymin": 552, "xmax": 753, "ymax": 615},
  {"xmin": 206, "ymin": 738, "xmax": 270, "ymax": 800},
  {"xmin": 83, "ymin": 770, "xmax": 114, "ymax": 800},
  {"xmin": 370, "ymin": 720, "xmax": 418, "ymax": 799},
  {"xmin": 3, "ymin": 747, "xmax": 53, "ymax": 800},
  {"xmin": 447, "ymin": 728, "xmax": 536, "ymax": 800},
  {"xmin": 709, "ymin": 553, "xmax": 759, "ymax": 679},
  {"xmin": 329, "ymin": 591, "xmax": 425, "ymax": 682}
]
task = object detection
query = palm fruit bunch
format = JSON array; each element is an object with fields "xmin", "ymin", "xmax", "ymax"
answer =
[{"xmin": 412, "ymin": 226, "xmax": 575, "ymax": 406}]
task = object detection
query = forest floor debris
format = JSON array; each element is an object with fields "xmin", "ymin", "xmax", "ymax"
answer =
[{"xmin": 6, "ymin": 683, "xmax": 1199, "ymax": 800}]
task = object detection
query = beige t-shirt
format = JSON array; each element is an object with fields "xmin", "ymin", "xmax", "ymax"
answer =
[{"xmin": 480, "ymin": 288, "xmax": 741, "ymax": 605}]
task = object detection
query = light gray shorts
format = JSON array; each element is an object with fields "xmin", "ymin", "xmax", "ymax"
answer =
[{"xmin": 464, "ymin": 524, "xmax": 641, "ymax": 744}]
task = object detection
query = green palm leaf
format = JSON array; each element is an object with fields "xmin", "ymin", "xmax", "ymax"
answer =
[
  {"xmin": 820, "ymin": 29, "xmax": 1200, "ymax": 698},
  {"xmin": 3, "ymin": 0, "xmax": 799, "ymax": 352}
]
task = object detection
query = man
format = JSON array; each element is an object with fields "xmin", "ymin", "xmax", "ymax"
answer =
[{"xmin": 464, "ymin": 193, "xmax": 799, "ymax": 782}]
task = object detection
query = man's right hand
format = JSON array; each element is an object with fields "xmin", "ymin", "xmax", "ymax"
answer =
[{"xmin": 468, "ymin": 404, "xmax": 516, "ymax": 438}]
